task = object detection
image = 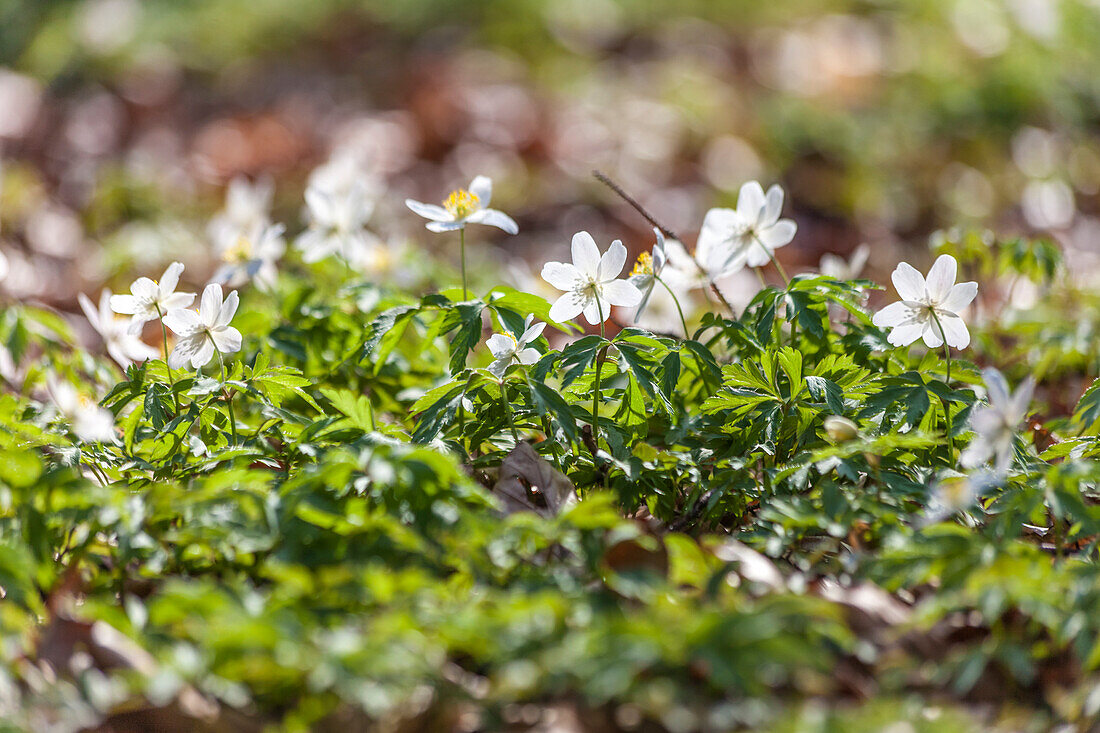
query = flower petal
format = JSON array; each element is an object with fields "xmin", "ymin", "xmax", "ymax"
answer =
[
  {"xmin": 548, "ymin": 291, "xmax": 585, "ymax": 323},
  {"xmin": 191, "ymin": 337, "xmax": 216, "ymax": 368},
  {"xmin": 466, "ymin": 208, "xmax": 518, "ymax": 234},
  {"xmin": 891, "ymin": 262, "xmax": 926, "ymax": 301},
  {"xmin": 601, "ymin": 278, "xmax": 643, "ymax": 308},
  {"xmin": 598, "ymin": 240, "xmax": 627, "ymax": 281},
  {"xmin": 427, "ymin": 220, "xmax": 464, "ymax": 233},
  {"xmin": 468, "ymin": 176, "xmax": 492, "ymax": 208},
  {"xmin": 405, "ymin": 199, "xmax": 452, "ymax": 222},
  {"xmin": 736, "ymin": 181, "xmax": 766, "ymax": 224},
  {"xmin": 981, "ymin": 367, "xmax": 1012, "ymax": 411},
  {"xmin": 872, "ymin": 301, "xmax": 913, "ymax": 328},
  {"xmin": 921, "ymin": 320, "xmax": 945, "ymax": 349},
  {"xmin": 887, "ymin": 321, "xmax": 925, "ymax": 347},
  {"xmin": 109, "ymin": 293, "xmax": 140, "ymax": 315},
  {"xmin": 758, "ymin": 219, "xmax": 796, "ymax": 250},
  {"xmin": 78, "ymin": 293, "xmax": 101, "ymax": 332},
  {"xmin": 940, "ymin": 281, "xmax": 978, "ymax": 313},
  {"xmin": 212, "ymin": 326, "xmax": 242, "ymax": 355},
  {"xmin": 199, "ymin": 284, "xmax": 223, "ymax": 326},
  {"xmin": 159, "ymin": 261, "xmax": 185, "ymax": 296},
  {"xmin": 516, "ymin": 347, "xmax": 540, "ymax": 365},
  {"xmin": 763, "ymin": 184, "xmax": 785, "ymax": 226},
  {"xmin": 938, "ymin": 313, "xmax": 970, "ymax": 349},
  {"xmin": 571, "ymin": 231, "xmax": 601, "ymax": 276},
  {"xmin": 486, "ymin": 333, "xmax": 514, "ymax": 359},
  {"xmin": 925, "ymin": 254, "xmax": 958, "ymax": 304},
  {"xmin": 520, "ymin": 320, "xmax": 546, "ymax": 345},
  {"xmin": 216, "ymin": 290, "xmax": 239, "ymax": 328},
  {"xmin": 162, "ymin": 308, "xmax": 201, "ymax": 335},
  {"xmin": 541, "ymin": 262, "xmax": 581, "ymax": 291}
]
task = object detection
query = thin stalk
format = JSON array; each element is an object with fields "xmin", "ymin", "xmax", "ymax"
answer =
[
  {"xmin": 656, "ymin": 276, "xmax": 690, "ymax": 339},
  {"xmin": 499, "ymin": 379, "xmax": 519, "ymax": 444},
  {"xmin": 930, "ymin": 311, "xmax": 955, "ymax": 460},
  {"xmin": 460, "ymin": 228, "xmax": 468, "ymax": 300},
  {"xmin": 754, "ymin": 235, "xmax": 790, "ymax": 287},
  {"xmin": 592, "ymin": 294, "xmax": 606, "ymax": 450},
  {"xmin": 154, "ymin": 304, "xmax": 178, "ymax": 412},
  {"xmin": 215, "ymin": 346, "xmax": 238, "ymax": 445}
]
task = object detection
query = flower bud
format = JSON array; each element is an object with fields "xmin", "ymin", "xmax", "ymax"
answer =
[{"xmin": 824, "ymin": 415, "xmax": 859, "ymax": 442}]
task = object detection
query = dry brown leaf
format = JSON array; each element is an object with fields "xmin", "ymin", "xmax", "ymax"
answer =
[{"xmin": 492, "ymin": 442, "xmax": 576, "ymax": 518}]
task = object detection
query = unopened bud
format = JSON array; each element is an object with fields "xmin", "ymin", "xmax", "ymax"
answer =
[{"xmin": 824, "ymin": 416, "xmax": 859, "ymax": 442}]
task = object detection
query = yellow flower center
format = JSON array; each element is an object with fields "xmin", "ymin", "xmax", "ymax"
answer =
[
  {"xmin": 223, "ymin": 234, "xmax": 253, "ymax": 263},
  {"xmin": 631, "ymin": 251, "xmax": 653, "ymax": 277},
  {"xmin": 505, "ymin": 332, "xmax": 519, "ymax": 350},
  {"xmin": 443, "ymin": 189, "xmax": 480, "ymax": 219}
]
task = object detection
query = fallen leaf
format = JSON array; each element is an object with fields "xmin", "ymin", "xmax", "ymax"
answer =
[{"xmin": 492, "ymin": 442, "xmax": 576, "ymax": 518}]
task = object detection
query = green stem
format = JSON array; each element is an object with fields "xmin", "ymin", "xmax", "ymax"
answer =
[
  {"xmin": 499, "ymin": 378, "xmax": 519, "ymax": 444},
  {"xmin": 154, "ymin": 304, "xmax": 178, "ymax": 412},
  {"xmin": 656, "ymin": 275, "xmax": 690, "ymax": 339},
  {"xmin": 592, "ymin": 294, "xmax": 606, "ymax": 451},
  {"xmin": 930, "ymin": 311, "xmax": 954, "ymax": 460},
  {"xmin": 460, "ymin": 228, "xmax": 468, "ymax": 300},
  {"xmin": 754, "ymin": 235, "xmax": 790, "ymax": 287},
  {"xmin": 215, "ymin": 346, "xmax": 238, "ymax": 445}
]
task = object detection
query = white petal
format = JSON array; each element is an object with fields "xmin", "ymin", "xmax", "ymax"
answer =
[
  {"xmin": 211, "ymin": 326, "xmax": 242, "ymax": 355},
  {"xmin": 571, "ymin": 231, "xmax": 601, "ymax": 276},
  {"xmin": 199, "ymin": 284, "xmax": 223, "ymax": 326},
  {"xmin": 466, "ymin": 208, "xmax": 518, "ymax": 234},
  {"xmin": 487, "ymin": 358, "xmax": 509, "ymax": 379},
  {"xmin": 160, "ymin": 292, "xmax": 196, "ymax": 311},
  {"xmin": 695, "ymin": 208, "xmax": 739, "ymax": 274},
  {"xmin": 163, "ymin": 308, "xmax": 201, "ymax": 335},
  {"xmin": 582, "ymin": 299, "xmax": 605, "ymax": 325},
  {"xmin": 427, "ymin": 220, "xmax": 464, "ymax": 233},
  {"xmin": 601, "ymin": 278, "xmax": 643, "ymax": 308},
  {"xmin": 486, "ymin": 333, "xmax": 515, "ymax": 359},
  {"xmin": 891, "ymin": 262, "xmax": 926, "ymax": 302},
  {"xmin": 940, "ymin": 281, "xmax": 978, "ymax": 313},
  {"xmin": 925, "ymin": 255, "xmax": 958, "ymax": 305},
  {"xmin": 541, "ymin": 262, "xmax": 581, "ymax": 291},
  {"xmin": 78, "ymin": 293, "xmax": 101, "ymax": 332},
  {"xmin": 468, "ymin": 176, "xmax": 492, "ymax": 208},
  {"xmin": 216, "ymin": 290, "xmax": 239, "ymax": 328},
  {"xmin": 109, "ymin": 293, "xmax": 140, "ymax": 315},
  {"xmin": 938, "ymin": 313, "xmax": 970, "ymax": 349},
  {"xmin": 549, "ymin": 291, "xmax": 586, "ymax": 323},
  {"xmin": 921, "ymin": 320, "xmax": 945, "ymax": 349},
  {"xmin": 1012, "ymin": 377, "xmax": 1036, "ymax": 422},
  {"xmin": 981, "ymin": 367, "xmax": 1011, "ymax": 411},
  {"xmin": 736, "ymin": 181, "xmax": 766, "ymax": 223},
  {"xmin": 159, "ymin": 261, "xmax": 184, "ymax": 296},
  {"xmin": 405, "ymin": 199, "xmax": 452, "ymax": 222},
  {"xmin": 758, "ymin": 219, "xmax": 796, "ymax": 250},
  {"xmin": 598, "ymin": 240, "xmax": 627, "ymax": 281},
  {"xmin": 520, "ymin": 320, "xmax": 546, "ymax": 344},
  {"xmin": 168, "ymin": 336, "xmax": 200, "ymax": 369},
  {"xmin": 887, "ymin": 322, "xmax": 925, "ymax": 347},
  {"xmin": 130, "ymin": 277, "xmax": 159, "ymax": 301},
  {"xmin": 762, "ymin": 184, "xmax": 785, "ymax": 226},
  {"xmin": 191, "ymin": 337, "xmax": 216, "ymax": 368},
  {"xmin": 871, "ymin": 301, "xmax": 913, "ymax": 328},
  {"xmin": 516, "ymin": 348, "xmax": 540, "ymax": 365}
]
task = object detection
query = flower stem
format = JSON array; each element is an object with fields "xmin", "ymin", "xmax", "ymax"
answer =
[
  {"xmin": 499, "ymin": 379, "xmax": 519, "ymax": 444},
  {"xmin": 930, "ymin": 311, "xmax": 955, "ymax": 460},
  {"xmin": 460, "ymin": 228, "xmax": 468, "ymax": 300},
  {"xmin": 754, "ymin": 235, "xmax": 790, "ymax": 287},
  {"xmin": 592, "ymin": 294, "xmax": 606, "ymax": 450},
  {"xmin": 656, "ymin": 275, "xmax": 690, "ymax": 339},
  {"xmin": 154, "ymin": 304, "xmax": 178, "ymax": 412},
  {"xmin": 215, "ymin": 345, "xmax": 238, "ymax": 445}
]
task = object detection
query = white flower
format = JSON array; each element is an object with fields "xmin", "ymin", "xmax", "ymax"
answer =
[
  {"xmin": 48, "ymin": 378, "xmax": 115, "ymax": 443},
  {"xmin": 208, "ymin": 175, "xmax": 273, "ymax": 248},
  {"xmin": 695, "ymin": 181, "xmax": 797, "ymax": 277},
  {"xmin": 79, "ymin": 288, "xmax": 158, "ymax": 368},
  {"xmin": 486, "ymin": 314, "xmax": 545, "ymax": 379},
  {"xmin": 928, "ymin": 474, "xmax": 981, "ymax": 519},
  {"xmin": 541, "ymin": 231, "xmax": 643, "ymax": 324},
  {"xmin": 295, "ymin": 179, "xmax": 376, "ymax": 264},
  {"xmin": 162, "ymin": 283, "xmax": 242, "ymax": 369},
  {"xmin": 405, "ymin": 176, "xmax": 518, "ymax": 235},
  {"xmin": 960, "ymin": 367, "xmax": 1035, "ymax": 472},
  {"xmin": 110, "ymin": 261, "xmax": 195, "ymax": 335},
  {"xmin": 871, "ymin": 254, "xmax": 978, "ymax": 349},
  {"xmin": 628, "ymin": 228, "xmax": 668, "ymax": 321},
  {"xmin": 212, "ymin": 222, "xmax": 286, "ymax": 291},
  {"xmin": 820, "ymin": 244, "xmax": 870, "ymax": 280}
]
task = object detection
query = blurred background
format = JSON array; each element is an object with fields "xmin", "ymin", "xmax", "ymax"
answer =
[{"xmin": 2, "ymin": 0, "xmax": 1100, "ymax": 314}]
